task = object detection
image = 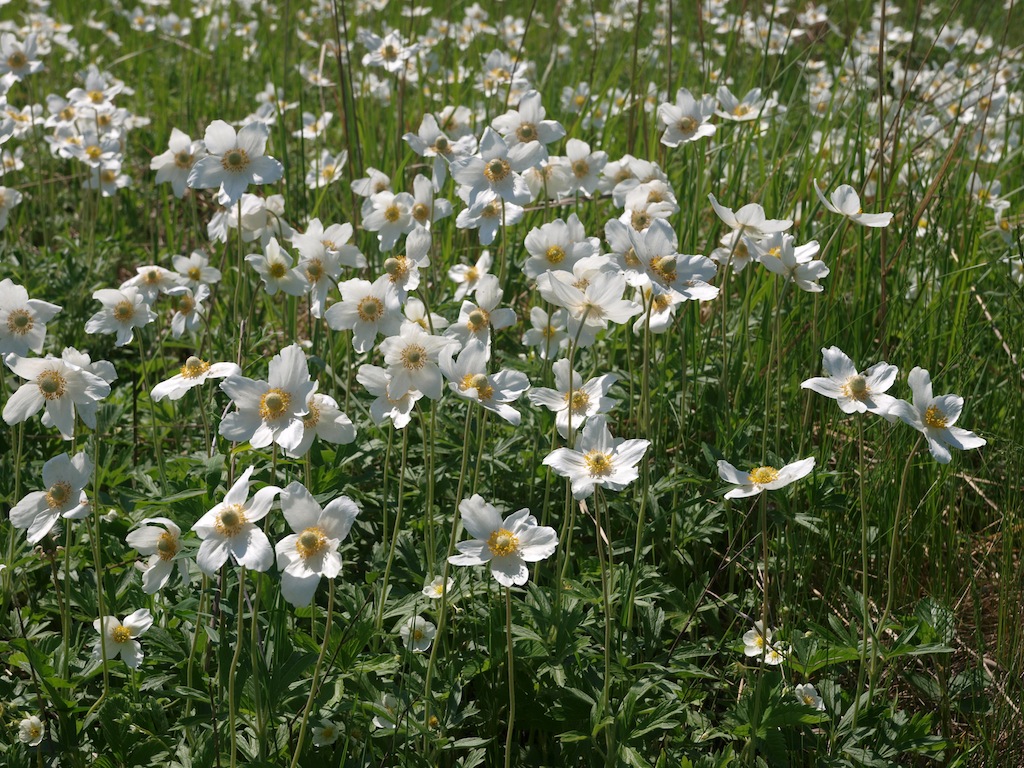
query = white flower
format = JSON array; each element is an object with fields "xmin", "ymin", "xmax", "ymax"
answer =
[
  {"xmin": 707, "ymin": 193, "xmax": 792, "ymax": 239},
  {"xmin": 3, "ymin": 354, "xmax": 111, "ymax": 439},
  {"xmin": 380, "ymin": 322, "xmax": 458, "ymax": 400},
  {"xmin": 246, "ymin": 237, "xmax": 309, "ymax": 297},
  {"xmin": 325, "ymin": 275, "xmax": 402, "ymax": 353},
  {"xmin": 801, "ymin": 346, "xmax": 898, "ymax": 421},
  {"xmin": 151, "ymin": 128, "xmax": 206, "ymax": 197},
  {"xmin": 448, "ymin": 494, "xmax": 557, "ymax": 587},
  {"xmin": 756, "ymin": 233, "xmax": 829, "ymax": 293},
  {"xmin": 19, "ymin": 715, "xmax": 44, "ymax": 746},
  {"xmin": 151, "ymin": 356, "xmax": 240, "ymax": 402},
  {"xmin": 543, "ymin": 415, "xmax": 650, "ymax": 499},
  {"xmin": 522, "ymin": 306, "xmax": 568, "ymax": 360},
  {"xmin": 126, "ymin": 517, "xmax": 186, "ymax": 594},
  {"xmin": 167, "ymin": 284, "xmax": 209, "ymax": 338},
  {"xmin": 439, "ymin": 339, "xmax": 530, "ymax": 425},
  {"xmin": 717, "ymin": 457, "xmax": 815, "ymax": 499},
  {"xmin": 84, "ymin": 286, "xmax": 157, "ymax": 347},
  {"xmin": 564, "ymin": 138, "xmax": 607, "ymax": 196},
  {"xmin": 443, "ymin": 274, "xmax": 517, "ymax": 351},
  {"xmin": 187, "ymin": 120, "xmax": 284, "ymax": 206},
  {"xmin": 10, "ymin": 452, "xmax": 92, "ymax": 544},
  {"xmin": 192, "ymin": 466, "xmax": 280, "ymax": 574},
  {"xmin": 889, "ymin": 367, "xmax": 986, "ymax": 464},
  {"xmin": 371, "ymin": 694, "xmax": 399, "ymax": 730},
  {"xmin": 219, "ymin": 344, "xmax": 316, "ymax": 452},
  {"xmin": 528, "ymin": 359, "xmax": 617, "ymax": 438},
  {"xmin": 93, "ymin": 608, "xmax": 153, "ymax": 668},
  {"xmin": 794, "ymin": 682, "xmax": 825, "ymax": 711},
  {"xmin": 305, "ymin": 149, "xmax": 348, "ymax": 190},
  {"xmin": 0, "ymin": 278, "xmax": 61, "ymax": 356},
  {"xmin": 814, "ymin": 180, "xmax": 893, "ymax": 228},
  {"xmin": 0, "ymin": 186, "xmax": 25, "ymax": 231},
  {"xmin": 275, "ymin": 481, "xmax": 359, "ymax": 606},
  {"xmin": 362, "ymin": 190, "xmax": 415, "ymax": 252},
  {"xmin": 658, "ymin": 87, "xmax": 717, "ymax": 147},
  {"xmin": 285, "ymin": 389, "xmax": 357, "ymax": 458},
  {"xmin": 312, "ymin": 719, "xmax": 341, "ymax": 746},
  {"xmin": 398, "ymin": 616, "xmax": 436, "ymax": 652},
  {"xmin": 448, "ymin": 250, "xmax": 492, "ymax": 301},
  {"xmin": 451, "ymin": 127, "xmax": 534, "ymax": 206},
  {"xmin": 172, "ymin": 250, "xmax": 221, "ymax": 290},
  {"xmin": 121, "ymin": 265, "xmax": 184, "ymax": 304},
  {"xmin": 742, "ymin": 621, "xmax": 786, "ymax": 665},
  {"xmin": 454, "ymin": 188, "xmax": 524, "ymax": 246},
  {"xmin": 356, "ymin": 364, "xmax": 422, "ymax": 429},
  {"xmin": 422, "ymin": 575, "xmax": 454, "ymax": 599}
]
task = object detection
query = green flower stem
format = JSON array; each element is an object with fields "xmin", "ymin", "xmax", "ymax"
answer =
[
  {"xmin": 504, "ymin": 587, "xmax": 516, "ymax": 768},
  {"xmin": 136, "ymin": 332, "xmax": 167, "ymax": 487},
  {"xmin": 228, "ymin": 567, "xmax": 247, "ymax": 768},
  {"xmin": 375, "ymin": 425, "xmax": 409, "ymax": 634},
  {"xmin": 291, "ymin": 581, "xmax": 335, "ymax": 768}
]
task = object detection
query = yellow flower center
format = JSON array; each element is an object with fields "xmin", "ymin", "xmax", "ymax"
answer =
[
  {"xmin": 216, "ymin": 504, "xmax": 247, "ymax": 536},
  {"xmin": 157, "ymin": 531, "xmax": 179, "ymax": 560},
  {"xmin": 357, "ymin": 296, "xmax": 384, "ymax": 322},
  {"xmin": 321, "ymin": 164, "xmax": 336, "ymax": 179},
  {"xmin": 7, "ymin": 308, "xmax": 33, "ymax": 335},
  {"xmin": 564, "ymin": 389, "xmax": 590, "ymax": 415},
  {"xmin": 176, "ymin": 294, "xmax": 195, "ymax": 314},
  {"xmin": 412, "ymin": 202, "xmax": 430, "ymax": 223},
  {"xmin": 46, "ymin": 480, "xmax": 73, "ymax": 509},
  {"xmin": 401, "ymin": 344, "xmax": 426, "ymax": 370},
  {"xmin": 571, "ymin": 159, "xmax": 590, "ymax": 178},
  {"xmin": 296, "ymin": 526, "xmax": 328, "ymax": 558},
  {"xmin": 187, "ymin": 266, "xmax": 202, "ymax": 280},
  {"xmin": 100, "ymin": 169, "xmax": 118, "ymax": 184},
  {"xmin": 464, "ymin": 266, "xmax": 479, "ymax": 282},
  {"xmin": 86, "ymin": 145, "xmax": 103, "ymax": 160},
  {"xmin": 180, "ymin": 356, "xmax": 210, "ymax": 379},
  {"xmin": 259, "ymin": 388, "xmax": 291, "ymax": 420},
  {"xmin": 484, "ymin": 158, "xmax": 511, "ymax": 183},
  {"xmin": 650, "ymin": 256, "xmax": 677, "ymax": 283},
  {"xmin": 584, "ymin": 450, "xmax": 613, "ymax": 477},
  {"xmin": 516, "ymin": 123, "xmax": 536, "ymax": 142},
  {"xmin": 467, "ymin": 308, "xmax": 490, "ymax": 331},
  {"xmin": 653, "ymin": 293, "xmax": 672, "ymax": 311},
  {"xmin": 631, "ymin": 210, "xmax": 651, "ymax": 230},
  {"xmin": 87, "ymin": 90, "xmax": 104, "ymax": 104},
  {"xmin": 677, "ymin": 115, "xmax": 697, "ymax": 133},
  {"xmin": 268, "ymin": 260, "xmax": 287, "ymax": 279},
  {"xmin": 767, "ymin": 246, "xmax": 782, "ymax": 259},
  {"xmin": 7, "ymin": 51, "xmax": 27, "ymax": 69},
  {"xmin": 545, "ymin": 245, "xmax": 566, "ymax": 264},
  {"xmin": 113, "ymin": 300, "xmax": 135, "ymax": 322},
  {"xmin": 111, "ymin": 625, "xmax": 132, "ymax": 643},
  {"xmin": 842, "ymin": 375, "xmax": 868, "ymax": 400},
  {"xmin": 37, "ymin": 370, "xmax": 67, "ymax": 400},
  {"xmin": 384, "ymin": 256, "xmax": 409, "ymax": 282},
  {"xmin": 60, "ymin": 106, "xmax": 76, "ymax": 120},
  {"xmin": 303, "ymin": 398, "xmax": 321, "ymax": 428},
  {"xmin": 924, "ymin": 405, "xmax": 947, "ymax": 429},
  {"xmin": 384, "ymin": 204, "xmax": 401, "ymax": 223},
  {"xmin": 732, "ymin": 103, "xmax": 752, "ymax": 117},
  {"xmin": 221, "ymin": 148, "xmax": 250, "ymax": 172},
  {"xmin": 487, "ymin": 528, "xmax": 519, "ymax": 557},
  {"xmin": 748, "ymin": 466, "xmax": 779, "ymax": 485},
  {"xmin": 174, "ymin": 150, "xmax": 192, "ymax": 169},
  {"xmin": 412, "ymin": 628, "xmax": 424, "ymax": 641},
  {"xmin": 461, "ymin": 373, "xmax": 494, "ymax": 400},
  {"xmin": 481, "ymin": 202, "xmax": 499, "ymax": 218},
  {"xmin": 305, "ymin": 259, "xmax": 323, "ymax": 282},
  {"xmin": 433, "ymin": 136, "xmax": 450, "ymax": 154}
]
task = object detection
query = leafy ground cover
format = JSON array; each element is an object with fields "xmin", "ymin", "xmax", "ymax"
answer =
[{"xmin": 1, "ymin": 0, "xmax": 1023, "ymax": 766}]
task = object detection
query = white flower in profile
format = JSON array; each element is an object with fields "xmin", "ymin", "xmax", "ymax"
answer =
[
  {"xmin": 707, "ymin": 193, "xmax": 792, "ymax": 239},
  {"xmin": 0, "ymin": 278, "xmax": 61, "ymax": 356},
  {"xmin": 356, "ymin": 364, "xmax": 422, "ymax": 429},
  {"xmin": 448, "ymin": 494, "xmax": 557, "ymax": 587},
  {"xmin": 422, "ymin": 574, "xmax": 454, "ymax": 599},
  {"xmin": 275, "ymin": 481, "xmax": 359, "ymax": 606},
  {"xmin": 192, "ymin": 466, "xmax": 280, "ymax": 574},
  {"xmin": 151, "ymin": 356, "xmax": 240, "ymax": 402},
  {"xmin": 717, "ymin": 457, "xmax": 815, "ymax": 499},
  {"xmin": 93, "ymin": 608, "xmax": 153, "ymax": 669},
  {"xmin": 794, "ymin": 682, "xmax": 825, "ymax": 711},
  {"xmin": 543, "ymin": 415, "xmax": 650, "ymax": 499},
  {"xmin": 755, "ymin": 233, "xmax": 829, "ymax": 293},
  {"xmin": 439, "ymin": 339, "xmax": 530, "ymax": 425},
  {"xmin": 187, "ymin": 120, "xmax": 284, "ymax": 206},
  {"xmin": 889, "ymin": 367, "xmax": 986, "ymax": 464},
  {"xmin": 398, "ymin": 616, "xmax": 436, "ymax": 652},
  {"xmin": 742, "ymin": 621, "xmax": 785, "ymax": 665},
  {"xmin": 285, "ymin": 388, "xmax": 357, "ymax": 458},
  {"xmin": 10, "ymin": 452, "xmax": 92, "ymax": 544},
  {"xmin": 658, "ymin": 87, "xmax": 716, "ymax": 147},
  {"xmin": 3, "ymin": 354, "xmax": 110, "ymax": 439},
  {"xmin": 85, "ymin": 286, "xmax": 157, "ymax": 347},
  {"xmin": 126, "ymin": 517, "xmax": 186, "ymax": 594},
  {"xmin": 522, "ymin": 306, "xmax": 568, "ymax": 360},
  {"xmin": 19, "ymin": 715, "xmax": 44, "ymax": 746},
  {"xmin": 0, "ymin": 186, "xmax": 25, "ymax": 232},
  {"xmin": 246, "ymin": 237, "xmax": 309, "ymax": 297},
  {"xmin": 801, "ymin": 346, "xmax": 898, "ymax": 421},
  {"xmin": 371, "ymin": 694, "xmax": 400, "ymax": 730},
  {"xmin": 151, "ymin": 128, "xmax": 206, "ymax": 198},
  {"xmin": 528, "ymin": 359, "xmax": 617, "ymax": 438},
  {"xmin": 219, "ymin": 344, "xmax": 315, "ymax": 452},
  {"xmin": 536, "ymin": 268, "xmax": 640, "ymax": 346},
  {"xmin": 814, "ymin": 180, "xmax": 893, "ymax": 228}
]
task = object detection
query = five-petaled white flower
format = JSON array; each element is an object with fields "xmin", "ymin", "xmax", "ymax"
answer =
[
  {"xmin": 543, "ymin": 415, "xmax": 650, "ymax": 499},
  {"xmin": 18, "ymin": 715, "xmax": 44, "ymax": 746},
  {"xmin": 151, "ymin": 356, "xmax": 240, "ymax": 402},
  {"xmin": 0, "ymin": 278, "xmax": 61, "ymax": 357},
  {"xmin": 717, "ymin": 457, "xmax": 815, "ymax": 499},
  {"xmin": 3, "ymin": 353, "xmax": 111, "ymax": 439},
  {"xmin": 890, "ymin": 367, "xmax": 986, "ymax": 464},
  {"xmin": 84, "ymin": 286, "xmax": 157, "ymax": 347},
  {"xmin": 10, "ymin": 452, "xmax": 92, "ymax": 544},
  {"xmin": 448, "ymin": 494, "xmax": 557, "ymax": 587},
  {"xmin": 528, "ymin": 359, "xmax": 617, "ymax": 438},
  {"xmin": 801, "ymin": 346, "xmax": 898, "ymax": 421},
  {"xmin": 275, "ymin": 481, "xmax": 359, "ymax": 606},
  {"xmin": 126, "ymin": 517, "xmax": 186, "ymax": 594},
  {"xmin": 192, "ymin": 466, "xmax": 280, "ymax": 574},
  {"xmin": 93, "ymin": 608, "xmax": 153, "ymax": 669},
  {"xmin": 187, "ymin": 119, "xmax": 284, "ymax": 206},
  {"xmin": 398, "ymin": 616, "xmax": 436, "ymax": 653},
  {"xmin": 794, "ymin": 682, "xmax": 825, "ymax": 711},
  {"xmin": 742, "ymin": 621, "xmax": 786, "ymax": 665}
]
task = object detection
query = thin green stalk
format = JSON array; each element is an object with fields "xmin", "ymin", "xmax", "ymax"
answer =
[
  {"xmin": 291, "ymin": 581, "xmax": 335, "ymax": 767},
  {"xmin": 229, "ymin": 567, "xmax": 247, "ymax": 768},
  {"xmin": 375, "ymin": 425, "xmax": 409, "ymax": 633},
  {"xmin": 593, "ymin": 489, "xmax": 615, "ymax": 766},
  {"xmin": 504, "ymin": 587, "xmax": 516, "ymax": 768},
  {"xmin": 136, "ymin": 332, "xmax": 167, "ymax": 486},
  {"xmin": 852, "ymin": 417, "xmax": 871, "ymax": 730}
]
